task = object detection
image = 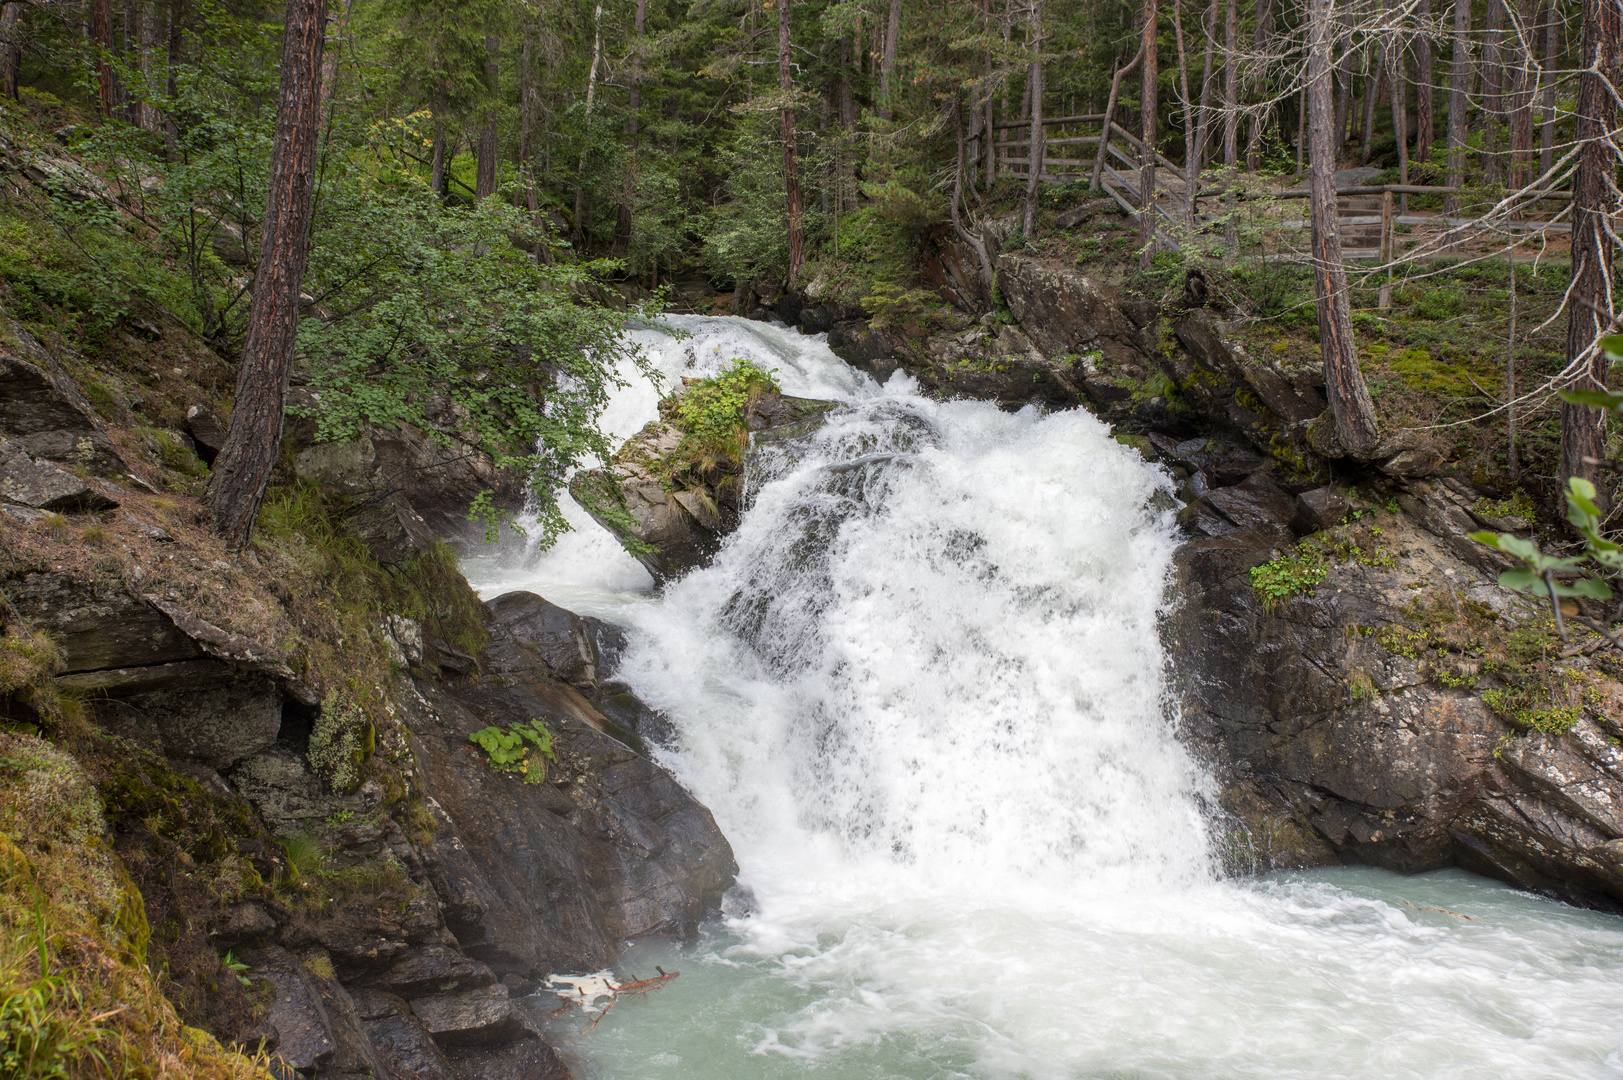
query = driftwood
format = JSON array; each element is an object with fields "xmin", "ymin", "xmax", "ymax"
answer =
[
  {"xmin": 577, "ymin": 968, "xmax": 681, "ymax": 1034},
  {"xmin": 1404, "ymin": 900, "xmax": 1477, "ymax": 921}
]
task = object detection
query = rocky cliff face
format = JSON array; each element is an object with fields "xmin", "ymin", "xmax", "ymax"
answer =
[{"xmin": 0, "ymin": 303, "xmax": 735, "ymax": 1078}]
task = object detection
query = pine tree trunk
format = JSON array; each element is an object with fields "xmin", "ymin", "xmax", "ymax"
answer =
[
  {"xmin": 879, "ymin": 0, "xmax": 901, "ymax": 121},
  {"xmin": 1223, "ymin": 0, "xmax": 1237, "ymax": 165},
  {"xmin": 1333, "ymin": 46, "xmax": 1350, "ymax": 154},
  {"xmin": 209, "ymin": 0, "xmax": 328, "ymax": 550},
  {"xmin": 1, "ymin": 2, "xmax": 25, "ymax": 102},
  {"xmin": 1541, "ymin": 1, "xmax": 1559, "ymax": 175},
  {"xmin": 1509, "ymin": 0, "xmax": 1537, "ymax": 189},
  {"xmin": 318, "ymin": 0, "xmax": 351, "ymax": 112},
  {"xmin": 1140, "ymin": 0, "xmax": 1158, "ymax": 269},
  {"xmin": 520, "ymin": 29, "xmax": 537, "ymax": 213},
  {"xmin": 1482, "ymin": 0, "xmax": 1505, "ymax": 183},
  {"xmin": 91, "ymin": 0, "xmax": 115, "ymax": 117},
  {"xmin": 1246, "ymin": 0, "xmax": 1273, "ymax": 170},
  {"xmin": 1560, "ymin": 0, "xmax": 1621, "ymax": 506},
  {"xmin": 1416, "ymin": 0, "xmax": 1435, "ymax": 161},
  {"xmin": 1023, "ymin": 0, "xmax": 1045, "ymax": 236},
  {"xmin": 1360, "ymin": 62, "xmax": 1384, "ymax": 164},
  {"xmin": 573, "ymin": 1, "xmax": 603, "ymax": 238},
  {"xmin": 779, "ymin": 0, "xmax": 803, "ymax": 285},
  {"xmin": 476, "ymin": 35, "xmax": 499, "ymax": 201},
  {"xmin": 617, "ymin": 0, "xmax": 646, "ymax": 247},
  {"xmin": 1445, "ymin": 0, "xmax": 1471, "ymax": 213},
  {"xmin": 1308, "ymin": 0, "xmax": 1380, "ymax": 456},
  {"xmin": 1195, "ymin": 0, "xmax": 1217, "ymax": 170},
  {"xmin": 1091, "ymin": 44, "xmax": 1143, "ymax": 190},
  {"xmin": 431, "ymin": 118, "xmax": 445, "ymax": 200},
  {"xmin": 1173, "ymin": 0, "xmax": 1197, "ymax": 226}
]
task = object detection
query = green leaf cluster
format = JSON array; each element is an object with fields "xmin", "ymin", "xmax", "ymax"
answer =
[
  {"xmin": 671, "ymin": 358, "xmax": 779, "ymax": 460},
  {"xmin": 468, "ymin": 720, "xmax": 557, "ymax": 784}
]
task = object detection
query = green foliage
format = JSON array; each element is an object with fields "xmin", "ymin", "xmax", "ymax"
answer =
[
  {"xmin": 468, "ymin": 720, "xmax": 557, "ymax": 784},
  {"xmin": 1250, "ymin": 548, "xmax": 1328, "ymax": 612},
  {"xmin": 0, "ymin": 976, "xmax": 106, "ymax": 1080},
  {"xmin": 279, "ymin": 835, "xmax": 328, "ymax": 885},
  {"xmin": 671, "ymin": 358, "xmax": 779, "ymax": 459},
  {"xmin": 0, "ymin": 625, "xmax": 71, "ymax": 731},
  {"xmin": 1481, "ymin": 687, "xmax": 1582, "ymax": 734},
  {"xmin": 308, "ymin": 691, "xmax": 372, "ymax": 796}
]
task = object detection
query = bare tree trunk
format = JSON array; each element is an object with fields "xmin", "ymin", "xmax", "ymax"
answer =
[
  {"xmin": 1195, "ymin": 0, "xmax": 1218, "ymax": 170},
  {"xmin": 779, "ymin": 0, "xmax": 803, "ymax": 284},
  {"xmin": 1223, "ymin": 0, "xmax": 1238, "ymax": 165},
  {"xmin": 1560, "ymin": 0, "xmax": 1621, "ymax": 506},
  {"xmin": 1508, "ymin": 0, "xmax": 1538, "ymax": 189},
  {"xmin": 1092, "ymin": 44, "xmax": 1144, "ymax": 189},
  {"xmin": 319, "ymin": 0, "xmax": 352, "ymax": 111},
  {"xmin": 520, "ymin": 29, "xmax": 537, "ymax": 213},
  {"xmin": 617, "ymin": 0, "xmax": 646, "ymax": 247},
  {"xmin": 1483, "ymin": 0, "xmax": 1506, "ymax": 183},
  {"xmin": 476, "ymin": 35, "xmax": 500, "ymax": 200},
  {"xmin": 879, "ymin": 0, "xmax": 901, "ymax": 120},
  {"xmin": 1174, "ymin": 0, "xmax": 1197, "ymax": 226},
  {"xmin": 1541, "ymin": 1, "xmax": 1559, "ymax": 175},
  {"xmin": 1308, "ymin": 0, "xmax": 1380, "ymax": 456},
  {"xmin": 1334, "ymin": 45, "xmax": 1351, "ymax": 154},
  {"xmin": 1246, "ymin": 0, "xmax": 1274, "ymax": 169},
  {"xmin": 430, "ymin": 118, "xmax": 445, "ymax": 200},
  {"xmin": 91, "ymin": 0, "xmax": 114, "ymax": 117},
  {"xmin": 1417, "ymin": 0, "xmax": 1435, "ymax": 162},
  {"xmin": 1506, "ymin": 242, "xmax": 1520, "ymax": 480},
  {"xmin": 1446, "ymin": 0, "xmax": 1471, "ymax": 213},
  {"xmin": 1140, "ymin": 0, "xmax": 1159, "ymax": 269},
  {"xmin": 2, "ymin": 3, "xmax": 26, "ymax": 102},
  {"xmin": 952, "ymin": 90, "xmax": 995, "ymax": 297},
  {"xmin": 573, "ymin": 1, "xmax": 603, "ymax": 238},
  {"xmin": 209, "ymin": 0, "xmax": 328, "ymax": 549},
  {"xmin": 135, "ymin": 0, "xmax": 163, "ymax": 129},
  {"xmin": 1360, "ymin": 61, "xmax": 1385, "ymax": 164},
  {"xmin": 1023, "ymin": 0, "xmax": 1045, "ymax": 235},
  {"xmin": 1387, "ymin": 24, "xmax": 1410, "ymax": 197}
]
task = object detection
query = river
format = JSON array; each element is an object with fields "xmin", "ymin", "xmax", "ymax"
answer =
[{"xmin": 464, "ymin": 315, "xmax": 1623, "ymax": 1080}]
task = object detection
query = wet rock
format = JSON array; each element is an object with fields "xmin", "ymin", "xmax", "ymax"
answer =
[
  {"xmin": 0, "ymin": 440, "xmax": 118, "ymax": 512},
  {"xmin": 485, "ymin": 592, "xmax": 601, "ymax": 690},
  {"xmin": 996, "ymin": 254, "xmax": 1153, "ymax": 379},
  {"xmin": 445, "ymin": 1040, "xmax": 575, "ymax": 1080},
  {"xmin": 1292, "ymin": 487, "xmax": 1350, "ymax": 535},
  {"xmin": 1172, "ymin": 308, "xmax": 1327, "ymax": 428},
  {"xmin": 826, "ymin": 319, "xmax": 903, "ymax": 379},
  {"xmin": 410, "ymin": 984, "xmax": 528, "ymax": 1047},
  {"xmin": 364, "ymin": 1011, "xmax": 458, "ymax": 1080},
  {"xmin": 5, "ymin": 572, "xmax": 204, "ymax": 672},
  {"xmin": 408, "ymin": 658, "xmax": 736, "ymax": 980},
  {"xmin": 247, "ymin": 946, "xmax": 389, "ymax": 1077},
  {"xmin": 363, "ymin": 945, "xmax": 497, "ymax": 999},
  {"xmin": 0, "ymin": 319, "xmax": 126, "ymax": 475},
  {"xmin": 215, "ymin": 902, "xmax": 278, "ymax": 948},
  {"xmin": 65, "ymin": 659, "xmax": 281, "ymax": 769},
  {"xmin": 350, "ymin": 492, "xmax": 437, "ymax": 567},
  {"xmin": 1202, "ymin": 475, "xmax": 1296, "ymax": 538}
]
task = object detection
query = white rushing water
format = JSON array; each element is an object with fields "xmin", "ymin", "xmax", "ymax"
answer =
[{"xmin": 464, "ymin": 316, "xmax": 1623, "ymax": 1080}]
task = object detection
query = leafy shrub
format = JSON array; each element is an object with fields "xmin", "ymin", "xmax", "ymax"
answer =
[
  {"xmin": 468, "ymin": 721, "xmax": 557, "ymax": 784},
  {"xmin": 1249, "ymin": 548, "xmax": 1328, "ymax": 611},
  {"xmin": 308, "ymin": 691, "xmax": 372, "ymax": 795},
  {"xmin": 672, "ymin": 358, "xmax": 779, "ymax": 459}
]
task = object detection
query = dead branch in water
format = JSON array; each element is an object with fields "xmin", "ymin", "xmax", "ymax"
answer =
[
  {"xmin": 1404, "ymin": 900, "xmax": 1477, "ymax": 921},
  {"xmin": 579, "ymin": 968, "xmax": 681, "ymax": 1034}
]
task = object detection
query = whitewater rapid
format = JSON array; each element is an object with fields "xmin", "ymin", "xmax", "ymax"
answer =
[{"xmin": 464, "ymin": 316, "xmax": 1623, "ymax": 1080}]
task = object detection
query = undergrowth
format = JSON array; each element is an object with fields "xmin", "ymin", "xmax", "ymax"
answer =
[{"xmin": 669, "ymin": 358, "xmax": 779, "ymax": 461}]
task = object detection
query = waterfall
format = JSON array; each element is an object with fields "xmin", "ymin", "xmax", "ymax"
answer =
[{"xmin": 465, "ymin": 316, "xmax": 1623, "ymax": 1080}]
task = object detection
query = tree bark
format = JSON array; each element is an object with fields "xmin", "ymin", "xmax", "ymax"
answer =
[
  {"xmin": 1334, "ymin": 45, "xmax": 1351, "ymax": 154},
  {"xmin": 520, "ymin": 29, "xmax": 537, "ymax": 213},
  {"xmin": 1, "ymin": 2, "xmax": 25, "ymax": 102},
  {"xmin": 430, "ymin": 118, "xmax": 445, "ymax": 200},
  {"xmin": 1091, "ymin": 43, "xmax": 1143, "ymax": 189},
  {"xmin": 573, "ymin": 1, "xmax": 603, "ymax": 239},
  {"xmin": 1541, "ymin": 1, "xmax": 1559, "ymax": 175},
  {"xmin": 209, "ymin": 0, "xmax": 328, "ymax": 550},
  {"xmin": 1446, "ymin": 0, "xmax": 1471, "ymax": 213},
  {"xmin": 617, "ymin": 0, "xmax": 646, "ymax": 246},
  {"xmin": 1195, "ymin": 0, "xmax": 1218, "ymax": 171},
  {"xmin": 1560, "ymin": 0, "xmax": 1621, "ymax": 505},
  {"xmin": 879, "ymin": 0, "xmax": 901, "ymax": 120},
  {"xmin": 1360, "ymin": 61, "xmax": 1385, "ymax": 164},
  {"xmin": 476, "ymin": 34, "xmax": 499, "ymax": 201},
  {"xmin": 91, "ymin": 0, "xmax": 114, "ymax": 117},
  {"xmin": 1509, "ymin": 0, "xmax": 1538, "ymax": 188},
  {"xmin": 1308, "ymin": 0, "xmax": 1380, "ymax": 456},
  {"xmin": 779, "ymin": 0, "xmax": 803, "ymax": 284},
  {"xmin": 1482, "ymin": 0, "xmax": 1506, "ymax": 183},
  {"xmin": 1387, "ymin": 21, "xmax": 1410, "ymax": 196},
  {"xmin": 1174, "ymin": 0, "xmax": 1196, "ymax": 227},
  {"xmin": 1023, "ymin": 0, "xmax": 1045, "ymax": 236},
  {"xmin": 318, "ymin": 0, "xmax": 352, "ymax": 112},
  {"xmin": 1246, "ymin": 0, "xmax": 1274, "ymax": 170},
  {"xmin": 1140, "ymin": 0, "xmax": 1159, "ymax": 269},
  {"xmin": 1416, "ymin": 0, "xmax": 1435, "ymax": 162},
  {"xmin": 1223, "ymin": 0, "xmax": 1238, "ymax": 165},
  {"xmin": 952, "ymin": 90, "xmax": 995, "ymax": 297}
]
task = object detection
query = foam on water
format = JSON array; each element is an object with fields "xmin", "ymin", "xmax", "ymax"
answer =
[{"xmin": 464, "ymin": 316, "xmax": 1623, "ymax": 1080}]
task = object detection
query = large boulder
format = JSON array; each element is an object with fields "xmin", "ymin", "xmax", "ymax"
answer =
[
  {"xmin": 1171, "ymin": 505, "xmax": 1623, "ymax": 910},
  {"xmin": 405, "ymin": 629, "xmax": 736, "ymax": 980},
  {"xmin": 0, "ymin": 439, "xmax": 119, "ymax": 512},
  {"xmin": 0, "ymin": 316, "xmax": 125, "ymax": 475},
  {"xmin": 1166, "ymin": 308, "xmax": 1327, "ymax": 456},
  {"xmin": 995, "ymin": 253, "xmax": 1154, "ymax": 373},
  {"xmin": 570, "ymin": 392, "xmax": 836, "ymax": 582}
]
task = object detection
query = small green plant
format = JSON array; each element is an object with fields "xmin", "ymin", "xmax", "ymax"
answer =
[
  {"xmin": 469, "ymin": 720, "xmax": 558, "ymax": 784},
  {"xmin": 1375, "ymin": 624, "xmax": 1430, "ymax": 659},
  {"xmin": 280, "ymin": 834, "xmax": 328, "ymax": 884},
  {"xmin": 222, "ymin": 950, "xmax": 252, "ymax": 988},
  {"xmin": 325, "ymin": 810, "xmax": 354, "ymax": 825},
  {"xmin": 308, "ymin": 689, "xmax": 372, "ymax": 795},
  {"xmin": 1250, "ymin": 547, "xmax": 1328, "ymax": 611},
  {"xmin": 0, "ymin": 976, "xmax": 105, "ymax": 1079}
]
